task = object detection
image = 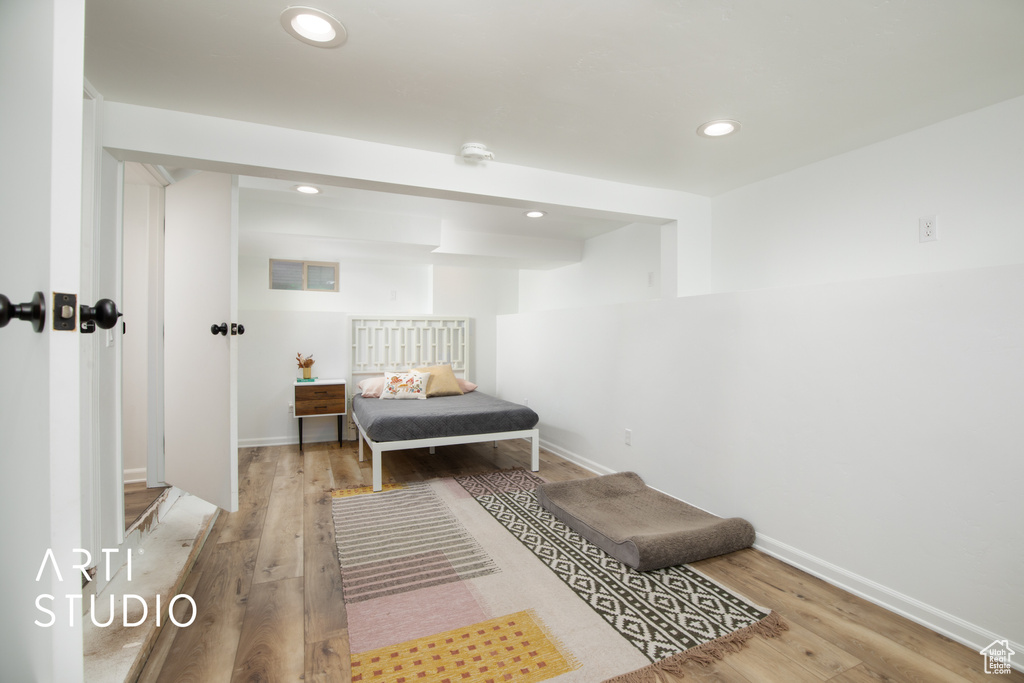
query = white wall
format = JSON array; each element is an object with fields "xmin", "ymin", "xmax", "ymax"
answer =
[
  {"xmin": 237, "ymin": 231, "xmax": 434, "ymax": 445},
  {"xmin": 431, "ymin": 265, "xmax": 520, "ymax": 393},
  {"xmin": 519, "ymin": 223, "xmax": 663, "ymax": 312},
  {"xmin": 238, "ymin": 309, "xmax": 354, "ymax": 446},
  {"xmin": 236, "ymin": 252, "xmax": 522, "ymax": 444},
  {"xmin": 498, "ymin": 263, "xmax": 1024, "ymax": 654},
  {"xmin": 709, "ymin": 95, "xmax": 1024, "ymax": 293}
]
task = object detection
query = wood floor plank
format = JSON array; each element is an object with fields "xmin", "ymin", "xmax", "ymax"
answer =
[
  {"xmin": 756, "ymin": 618, "xmax": 862, "ymax": 680},
  {"xmin": 230, "ymin": 576, "xmax": 305, "ymax": 683},
  {"xmin": 216, "ymin": 450, "xmax": 278, "ymax": 544},
  {"xmin": 327, "ymin": 443, "xmax": 364, "ymax": 489},
  {"xmin": 305, "ymin": 635, "xmax": 351, "ymax": 683},
  {"xmin": 124, "ymin": 482, "xmax": 170, "ymax": 529},
  {"xmin": 671, "ymin": 659, "xmax": 759, "ymax": 682},
  {"xmin": 826, "ymin": 663, "xmax": 896, "ymax": 682},
  {"xmin": 303, "ymin": 449, "xmax": 347, "ymax": 643},
  {"xmin": 715, "ymin": 550, "xmax": 1020, "ymax": 683},
  {"xmin": 252, "ymin": 448, "xmax": 304, "ymax": 584},
  {"xmin": 698, "ymin": 552, "xmax": 982, "ymax": 683},
  {"xmin": 723, "ymin": 636, "xmax": 832, "ymax": 682},
  {"xmin": 136, "ymin": 565, "xmax": 204, "ymax": 683},
  {"xmin": 152, "ymin": 539, "xmax": 260, "ymax": 683},
  {"xmin": 237, "ymin": 446, "xmax": 260, "ymax": 476}
]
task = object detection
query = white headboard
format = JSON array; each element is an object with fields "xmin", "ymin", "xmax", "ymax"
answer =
[{"xmin": 350, "ymin": 316, "xmax": 471, "ymax": 381}]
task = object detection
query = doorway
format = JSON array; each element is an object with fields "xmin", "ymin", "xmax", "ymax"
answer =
[{"xmin": 121, "ymin": 162, "xmax": 168, "ymax": 529}]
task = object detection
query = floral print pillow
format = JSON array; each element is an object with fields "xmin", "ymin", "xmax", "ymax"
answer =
[{"xmin": 380, "ymin": 371, "xmax": 430, "ymax": 399}]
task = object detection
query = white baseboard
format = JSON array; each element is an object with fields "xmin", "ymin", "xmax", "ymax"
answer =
[
  {"xmin": 123, "ymin": 467, "xmax": 146, "ymax": 484},
  {"xmin": 238, "ymin": 435, "xmax": 347, "ymax": 448},
  {"xmin": 238, "ymin": 436, "xmax": 296, "ymax": 448},
  {"xmin": 538, "ymin": 439, "xmax": 616, "ymax": 476},
  {"xmin": 754, "ymin": 535, "xmax": 1023, "ymax": 672}
]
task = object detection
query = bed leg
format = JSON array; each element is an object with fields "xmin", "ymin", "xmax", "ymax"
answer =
[
  {"xmin": 358, "ymin": 432, "xmax": 364, "ymax": 462},
  {"xmin": 531, "ymin": 432, "xmax": 540, "ymax": 472},
  {"xmin": 493, "ymin": 441, "xmax": 498, "ymax": 448},
  {"xmin": 429, "ymin": 446, "xmax": 435, "ymax": 455},
  {"xmin": 373, "ymin": 449, "xmax": 383, "ymax": 492}
]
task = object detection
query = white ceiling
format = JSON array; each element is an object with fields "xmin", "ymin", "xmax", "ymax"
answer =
[
  {"xmin": 95, "ymin": 1, "xmax": 1024, "ymax": 266},
  {"xmin": 235, "ymin": 177, "xmax": 632, "ymax": 268}
]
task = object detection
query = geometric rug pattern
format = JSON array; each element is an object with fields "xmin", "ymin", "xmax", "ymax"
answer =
[
  {"xmin": 334, "ymin": 469, "xmax": 785, "ymax": 682},
  {"xmin": 334, "ymin": 482, "xmax": 499, "ymax": 603},
  {"xmin": 350, "ymin": 609, "xmax": 578, "ymax": 683},
  {"xmin": 456, "ymin": 470, "xmax": 775, "ymax": 663}
]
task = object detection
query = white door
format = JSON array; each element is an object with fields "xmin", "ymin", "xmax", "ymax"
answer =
[
  {"xmin": 164, "ymin": 171, "xmax": 239, "ymax": 512},
  {"xmin": 0, "ymin": 0, "xmax": 86, "ymax": 679}
]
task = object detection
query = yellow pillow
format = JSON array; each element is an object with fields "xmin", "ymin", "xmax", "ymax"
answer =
[{"xmin": 413, "ymin": 364, "xmax": 464, "ymax": 397}]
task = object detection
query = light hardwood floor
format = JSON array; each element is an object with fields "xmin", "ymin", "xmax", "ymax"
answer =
[
  {"xmin": 124, "ymin": 482, "xmax": 170, "ymax": 530},
  {"xmin": 138, "ymin": 440, "xmax": 1021, "ymax": 682}
]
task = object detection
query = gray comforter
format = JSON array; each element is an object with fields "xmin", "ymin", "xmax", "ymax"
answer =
[{"xmin": 352, "ymin": 391, "xmax": 538, "ymax": 442}]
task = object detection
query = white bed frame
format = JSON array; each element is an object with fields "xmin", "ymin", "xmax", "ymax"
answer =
[{"xmin": 349, "ymin": 316, "xmax": 540, "ymax": 491}]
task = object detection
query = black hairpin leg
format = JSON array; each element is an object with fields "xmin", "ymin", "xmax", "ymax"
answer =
[
  {"xmin": 298, "ymin": 417, "xmax": 304, "ymax": 452},
  {"xmin": 337, "ymin": 415, "xmax": 343, "ymax": 447}
]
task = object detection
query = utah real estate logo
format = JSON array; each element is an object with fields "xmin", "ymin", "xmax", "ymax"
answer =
[{"xmin": 981, "ymin": 640, "xmax": 1015, "ymax": 675}]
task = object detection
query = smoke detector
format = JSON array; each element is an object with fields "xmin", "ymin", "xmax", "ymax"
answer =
[{"xmin": 460, "ymin": 143, "xmax": 494, "ymax": 161}]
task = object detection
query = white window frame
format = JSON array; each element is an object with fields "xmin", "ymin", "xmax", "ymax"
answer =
[{"xmin": 269, "ymin": 258, "xmax": 339, "ymax": 292}]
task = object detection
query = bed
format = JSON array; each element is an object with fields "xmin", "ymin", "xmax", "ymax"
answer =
[{"xmin": 349, "ymin": 316, "xmax": 541, "ymax": 491}]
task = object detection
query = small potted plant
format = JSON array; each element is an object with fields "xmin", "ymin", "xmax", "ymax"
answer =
[{"xmin": 296, "ymin": 353, "xmax": 315, "ymax": 380}]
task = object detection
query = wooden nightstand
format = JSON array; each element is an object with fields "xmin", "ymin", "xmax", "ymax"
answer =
[{"xmin": 294, "ymin": 379, "xmax": 346, "ymax": 451}]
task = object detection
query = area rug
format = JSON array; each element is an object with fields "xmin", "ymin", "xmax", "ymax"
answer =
[{"xmin": 332, "ymin": 470, "xmax": 786, "ymax": 682}]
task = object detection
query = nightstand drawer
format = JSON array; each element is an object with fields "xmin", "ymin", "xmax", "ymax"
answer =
[
  {"xmin": 295, "ymin": 398, "xmax": 346, "ymax": 416},
  {"xmin": 295, "ymin": 383, "xmax": 346, "ymax": 416}
]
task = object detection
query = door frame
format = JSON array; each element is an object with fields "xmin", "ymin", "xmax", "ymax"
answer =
[{"xmin": 81, "ymin": 81, "xmax": 127, "ymax": 565}]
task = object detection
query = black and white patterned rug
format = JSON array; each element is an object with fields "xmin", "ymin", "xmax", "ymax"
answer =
[{"xmin": 455, "ymin": 469, "xmax": 786, "ymax": 679}]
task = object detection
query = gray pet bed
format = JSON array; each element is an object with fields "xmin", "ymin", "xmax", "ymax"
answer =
[{"xmin": 537, "ymin": 472, "xmax": 755, "ymax": 571}]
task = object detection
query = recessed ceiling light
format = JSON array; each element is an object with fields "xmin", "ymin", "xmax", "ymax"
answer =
[
  {"xmin": 294, "ymin": 185, "xmax": 320, "ymax": 194},
  {"xmin": 524, "ymin": 210, "xmax": 546, "ymax": 218},
  {"xmin": 280, "ymin": 6, "xmax": 347, "ymax": 48},
  {"xmin": 697, "ymin": 120, "xmax": 741, "ymax": 138}
]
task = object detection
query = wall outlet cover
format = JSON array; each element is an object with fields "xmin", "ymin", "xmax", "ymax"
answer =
[{"xmin": 919, "ymin": 215, "xmax": 938, "ymax": 242}]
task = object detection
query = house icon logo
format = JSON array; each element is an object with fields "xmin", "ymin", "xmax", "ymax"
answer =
[{"xmin": 981, "ymin": 640, "xmax": 1015, "ymax": 675}]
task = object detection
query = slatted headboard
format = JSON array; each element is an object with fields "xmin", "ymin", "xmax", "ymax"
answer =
[{"xmin": 349, "ymin": 316, "xmax": 472, "ymax": 381}]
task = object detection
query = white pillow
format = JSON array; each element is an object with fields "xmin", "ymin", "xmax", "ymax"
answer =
[
  {"xmin": 379, "ymin": 371, "xmax": 430, "ymax": 400},
  {"xmin": 357, "ymin": 376, "xmax": 386, "ymax": 398}
]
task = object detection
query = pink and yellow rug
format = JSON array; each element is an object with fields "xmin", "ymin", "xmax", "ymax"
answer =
[{"xmin": 332, "ymin": 470, "xmax": 785, "ymax": 682}]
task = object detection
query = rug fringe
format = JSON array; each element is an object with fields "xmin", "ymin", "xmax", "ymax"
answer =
[{"xmin": 601, "ymin": 611, "xmax": 788, "ymax": 682}]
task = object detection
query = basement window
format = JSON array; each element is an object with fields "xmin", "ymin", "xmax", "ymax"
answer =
[{"xmin": 270, "ymin": 259, "xmax": 339, "ymax": 292}]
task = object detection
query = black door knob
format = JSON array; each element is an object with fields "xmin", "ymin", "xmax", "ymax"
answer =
[
  {"xmin": 80, "ymin": 298, "xmax": 122, "ymax": 330},
  {"xmin": 211, "ymin": 323, "xmax": 228, "ymax": 336},
  {"xmin": 0, "ymin": 292, "xmax": 46, "ymax": 333}
]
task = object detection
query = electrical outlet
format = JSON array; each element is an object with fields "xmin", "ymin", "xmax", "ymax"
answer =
[
  {"xmin": 919, "ymin": 215, "xmax": 938, "ymax": 242},
  {"xmin": 523, "ymin": 398, "xmax": 529, "ymax": 406},
  {"xmin": 624, "ymin": 429, "xmax": 632, "ymax": 446},
  {"xmin": 287, "ymin": 402, "xmax": 294, "ymax": 413}
]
